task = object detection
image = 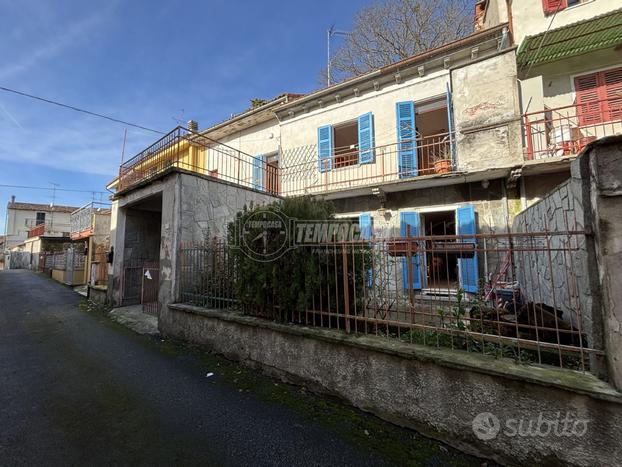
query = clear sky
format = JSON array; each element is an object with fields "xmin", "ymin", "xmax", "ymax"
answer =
[{"xmin": 0, "ymin": 0, "xmax": 372, "ymax": 233}]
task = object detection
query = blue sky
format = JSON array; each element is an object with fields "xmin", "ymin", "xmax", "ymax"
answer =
[{"xmin": 0, "ymin": 0, "xmax": 371, "ymax": 232}]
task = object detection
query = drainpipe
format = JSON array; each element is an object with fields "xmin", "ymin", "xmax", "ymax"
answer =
[{"xmin": 498, "ymin": 26, "xmax": 509, "ymax": 51}]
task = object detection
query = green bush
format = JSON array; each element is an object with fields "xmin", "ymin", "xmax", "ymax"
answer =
[{"xmin": 227, "ymin": 197, "xmax": 370, "ymax": 321}]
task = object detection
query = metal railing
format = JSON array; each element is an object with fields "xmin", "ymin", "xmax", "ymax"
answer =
[
  {"xmin": 27, "ymin": 222, "xmax": 71, "ymax": 238},
  {"xmin": 281, "ymin": 132, "xmax": 454, "ymax": 196},
  {"xmin": 70, "ymin": 202, "xmax": 111, "ymax": 237},
  {"xmin": 117, "ymin": 126, "xmax": 455, "ymax": 197},
  {"xmin": 118, "ymin": 126, "xmax": 280, "ymax": 195},
  {"xmin": 523, "ymin": 97, "xmax": 622, "ymax": 160},
  {"xmin": 178, "ymin": 224, "xmax": 601, "ymax": 372}
]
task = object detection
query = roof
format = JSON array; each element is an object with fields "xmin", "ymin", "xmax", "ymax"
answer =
[
  {"xmin": 7, "ymin": 202, "xmax": 79, "ymax": 213},
  {"xmin": 517, "ymin": 8, "xmax": 622, "ymax": 69},
  {"xmin": 201, "ymin": 93, "xmax": 304, "ymax": 136},
  {"xmin": 277, "ymin": 23, "xmax": 510, "ymax": 112}
]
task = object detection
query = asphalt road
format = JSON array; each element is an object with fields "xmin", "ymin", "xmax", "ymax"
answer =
[{"xmin": 0, "ymin": 270, "xmax": 480, "ymax": 467}]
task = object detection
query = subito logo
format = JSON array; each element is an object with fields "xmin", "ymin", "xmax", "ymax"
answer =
[{"xmin": 472, "ymin": 412, "xmax": 501, "ymax": 441}]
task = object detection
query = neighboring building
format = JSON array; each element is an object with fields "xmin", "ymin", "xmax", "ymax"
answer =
[
  {"xmin": 476, "ymin": 1, "xmax": 622, "ymax": 206},
  {"xmin": 69, "ymin": 202, "xmax": 112, "ymax": 294},
  {"xmin": 3, "ymin": 197, "xmax": 77, "ymax": 250}
]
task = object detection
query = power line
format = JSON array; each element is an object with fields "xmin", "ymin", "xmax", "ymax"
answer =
[
  {"xmin": 0, "ymin": 85, "xmax": 164, "ymax": 135},
  {"xmin": 0, "ymin": 184, "xmax": 107, "ymax": 194}
]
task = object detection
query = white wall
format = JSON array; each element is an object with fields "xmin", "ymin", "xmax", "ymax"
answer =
[
  {"xmin": 279, "ymin": 69, "xmax": 450, "ymax": 194},
  {"xmin": 5, "ymin": 209, "xmax": 72, "ymax": 249},
  {"xmin": 511, "ymin": 0, "xmax": 620, "ymax": 44}
]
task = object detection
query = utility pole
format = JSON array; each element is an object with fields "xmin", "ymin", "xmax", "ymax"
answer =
[{"xmin": 327, "ymin": 26, "xmax": 351, "ymax": 86}]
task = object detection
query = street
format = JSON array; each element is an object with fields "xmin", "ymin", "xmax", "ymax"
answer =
[{"xmin": 0, "ymin": 270, "xmax": 478, "ymax": 467}]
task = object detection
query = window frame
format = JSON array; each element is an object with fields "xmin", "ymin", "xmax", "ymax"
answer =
[{"xmin": 332, "ymin": 119, "xmax": 360, "ymax": 169}]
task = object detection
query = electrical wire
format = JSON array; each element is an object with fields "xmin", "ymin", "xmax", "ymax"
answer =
[
  {"xmin": 523, "ymin": 7, "xmax": 561, "ymax": 78},
  {"xmin": 0, "ymin": 85, "xmax": 164, "ymax": 135},
  {"xmin": 0, "ymin": 184, "xmax": 107, "ymax": 194}
]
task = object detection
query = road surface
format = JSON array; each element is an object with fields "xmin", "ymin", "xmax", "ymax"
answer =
[{"xmin": 0, "ymin": 270, "xmax": 480, "ymax": 466}]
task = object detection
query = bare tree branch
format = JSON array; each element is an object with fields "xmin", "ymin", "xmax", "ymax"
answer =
[{"xmin": 325, "ymin": 0, "xmax": 475, "ymax": 84}]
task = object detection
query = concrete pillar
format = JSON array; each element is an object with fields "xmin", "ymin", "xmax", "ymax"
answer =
[{"xmin": 584, "ymin": 137, "xmax": 622, "ymax": 389}]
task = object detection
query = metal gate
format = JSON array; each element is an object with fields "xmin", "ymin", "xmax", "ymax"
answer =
[
  {"xmin": 141, "ymin": 265, "xmax": 160, "ymax": 315},
  {"xmin": 121, "ymin": 261, "xmax": 160, "ymax": 315}
]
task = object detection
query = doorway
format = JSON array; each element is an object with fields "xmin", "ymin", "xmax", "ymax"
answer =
[
  {"xmin": 120, "ymin": 194, "xmax": 163, "ymax": 309},
  {"xmin": 420, "ymin": 210, "xmax": 459, "ymax": 292},
  {"xmin": 415, "ymin": 98, "xmax": 451, "ymax": 174}
]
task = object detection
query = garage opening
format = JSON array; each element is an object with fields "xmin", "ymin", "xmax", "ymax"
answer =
[
  {"xmin": 421, "ymin": 210, "xmax": 459, "ymax": 292},
  {"xmin": 121, "ymin": 193, "xmax": 162, "ymax": 311}
]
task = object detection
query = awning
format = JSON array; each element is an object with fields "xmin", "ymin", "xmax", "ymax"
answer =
[{"xmin": 517, "ymin": 8, "xmax": 622, "ymax": 69}]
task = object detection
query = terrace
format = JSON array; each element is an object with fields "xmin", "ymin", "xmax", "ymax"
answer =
[
  {"xmin": 27, "ymin": 221, "xmax": 71, "ymax": 238},
  {"xmin": 70, "ymin": 202, "xmax": 111, "ymax": 240},
  {"xmin": 523, "ymin": 96, "xmax": 622, "ymax": 161}
]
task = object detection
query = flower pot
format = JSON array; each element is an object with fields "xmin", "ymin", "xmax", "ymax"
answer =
[{"xmin": 434, "ymin": 159, "xmax": 452, "ymax": 174}]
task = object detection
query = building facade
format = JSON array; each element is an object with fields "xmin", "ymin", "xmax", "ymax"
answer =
[{"xmin": 109, "ymin": 2, "xmax": 622, "ymax": 300}]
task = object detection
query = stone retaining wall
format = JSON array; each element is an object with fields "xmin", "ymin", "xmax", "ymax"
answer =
[{"xmin": 164, "ymin": 304, "xmax": 622, "ymax": 467}]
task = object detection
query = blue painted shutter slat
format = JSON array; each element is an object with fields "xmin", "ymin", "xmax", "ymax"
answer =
[
  {"xmin": 396, "ymin": 101, "xmax": 418, "ymax": 178},
  {"xmin": 457, "ymin": 205, "xmax": 479, "ymax": 293},
  {"xmin": 318, "ymin": 125, "xmax": 333, "ymax": 172},
  {"xmin": 446, "ymin": 83, "xmax": 456, "ymax": 165},
  {"xmin": 359, "ymin": 213, "xmax": 373, "ymax": 287},
  {"xmin": 358, "ymin": 112, "xmax": 374, "ymax": 164},
  {"xmin": 252, "ymin": 155, "xmax": 263, "ymax": 190},
  {"xmin": 400, "ymin": 212, "xmax": 422, "ymax": 290}
]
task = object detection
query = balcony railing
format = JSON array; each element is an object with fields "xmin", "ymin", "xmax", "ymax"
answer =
[
  {"xmin": 118, "ymin": 126, "xmax": 279, "ymax": 195},
  {"xmin": 523, "ymin": 97, "xmax": 622, "ymax": 160},
  {"xmin": 70, "ymin": 202, "xmax": 111, "ymax": 239},
  {"xmin": 281, "ymin": 132, "xmax": 455, "ymax": 196},
  {"xmin": 27, "ymin": 222, "xmax": 71, "ymax": 238},
  {"xmin": 117, "ymin": 126, "xmax": 455, "ymax": 198}
]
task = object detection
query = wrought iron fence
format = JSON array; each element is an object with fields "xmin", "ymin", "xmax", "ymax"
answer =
[{"xmin": 178, "ymin": 227, "xmax": 601, "ymax": 372}]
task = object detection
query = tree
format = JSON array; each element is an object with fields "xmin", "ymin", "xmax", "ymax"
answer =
[{"xmin": 324, "ymin": 0, "xmax": 475, "ymax": 84}]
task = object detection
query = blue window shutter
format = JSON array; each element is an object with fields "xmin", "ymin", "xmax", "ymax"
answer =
[
  {"xmin": 358, "ymin": 112, "xmax": 374, "ymax": 164},
  {"xmin": 396, "ymin": 102, "xmax": 418, "ymax": 178},
  {"xmin": 359, "ymin": 213, "xmax": 373, "ymax": 240},
  {"xmin": 359, "ymin": 213, "xmax": 373, "ymax": 287},
  {"xmin": 400, "ymin": 212, "xmax": 422, "ymax": 290},
  {"xmin": 457, "ymin": 205, "xmax": 479, "ymax": 293},
  {"xmin": 252, "ymin": 155, "xmax": 263, "ymax": 190},
  {"xmin": 317, "ymin": 125, "xmax": 333, "ymax": 172},
  {"xmin": 446, "ymin": 83, "xmax": 456, "ymax": 165}
]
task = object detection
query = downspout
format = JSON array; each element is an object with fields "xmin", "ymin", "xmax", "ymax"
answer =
[{"xmin": 506, "ymin": 0, "xmax": 514, "ymax": 42}]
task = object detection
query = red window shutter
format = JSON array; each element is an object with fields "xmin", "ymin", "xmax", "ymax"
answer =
[
  {"xmin": 542, "ymin": 0, "xmax": 568, "ymax": 15},
  {"xmin": 575, "ymin": 73, "xmax": 603, "ymax": 126},
  {"xmin": 602, "ymin": 67, "xmax": 622, "ymax": 121}
]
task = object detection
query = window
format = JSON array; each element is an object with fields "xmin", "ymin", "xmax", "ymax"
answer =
[
  {"xmin": 575, "ymin": 67, "xmax": 622, "ymax": 126},
  {"xmin": 317, "ymin": 112, "xmax": 375, "ymax": 172},
  {"xmin": 333, "ymin": 120, "xmax": 359, "ymax": 168},
  {"xmin": 542, "ymin": 0, "xmax": 586, "ymax": 15},
  {"xmin": 35, "ymin": 212, "xmax": 45, "ymax": 225}
]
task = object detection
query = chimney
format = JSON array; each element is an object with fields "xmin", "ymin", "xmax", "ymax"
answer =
[
  {"xmin": 10, "ymin": 195, "xmax": 15, "ymax": 204},
  {"xmin": 187, "ymin": 120, "xmax": 199, "ymax": 132}
]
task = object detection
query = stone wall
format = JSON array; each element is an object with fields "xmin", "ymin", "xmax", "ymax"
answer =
[
  {"xmin": 512, "ymin": 176, "xmax": 590, "ymax": 335},
  {"xmin": 166, "ymin": 304, "xmax": 622, "ymax": 467}
]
